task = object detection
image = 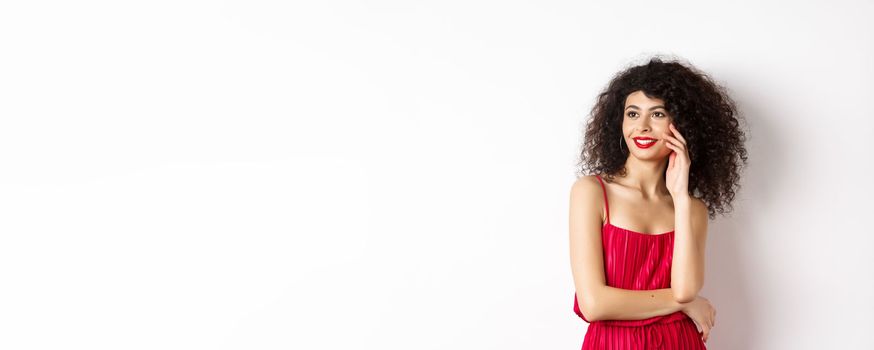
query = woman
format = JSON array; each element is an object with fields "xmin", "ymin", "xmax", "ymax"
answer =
[{"xmin": 569, "ymin": 56, "xmax": 748, "ymax": 349}]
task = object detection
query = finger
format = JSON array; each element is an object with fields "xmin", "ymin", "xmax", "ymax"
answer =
[
  {"xmin": 663, "ymin": 131, "xmax": 686, "ymax": 147},
  {"xmin": 662, "ymin": 134, "xmax": 687, "ymax": 152},
  {"xmin": 663, "ymin": 141, "xmax": 684, "ymax": 156},
  {"xmin": 663, "ymin": 138, "xmax": 690, "ymax": 163},
  {"xmin": 665, "ymin": 135, "xmax": 686, "ymax": 148},
  {"xmin": 664, "ymin": 140, "xmax": 681, "ymax": 151},
  {"xmin": 666, "ymin": 145, "xmax": 682, "ymax": 157},
  {"xmin": 669, "ymin": 123, "xmax": 687, "ymax": 145}
]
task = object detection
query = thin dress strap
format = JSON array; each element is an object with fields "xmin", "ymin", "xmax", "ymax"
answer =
[{"xmin": 595, "ymin": 175, "xmax": 610, "ymax": 225}]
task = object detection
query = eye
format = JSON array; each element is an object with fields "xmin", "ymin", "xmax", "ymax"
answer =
[
  {"xmin": 626, "ymin": 112, "xmax": 638, "ymax": 118},
  {"xmin": 654, "ymin": 112, "xmax": 666, "ymax": 118}
]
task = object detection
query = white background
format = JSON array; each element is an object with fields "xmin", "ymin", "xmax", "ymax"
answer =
[{"xmin": 1, "ymin": 1, "xmax": 872, "ymax": 349}]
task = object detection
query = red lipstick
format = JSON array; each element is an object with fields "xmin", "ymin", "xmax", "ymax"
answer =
[{"xmin": 632, "ymin": 137, "xmax": 657, "ymax": 149}]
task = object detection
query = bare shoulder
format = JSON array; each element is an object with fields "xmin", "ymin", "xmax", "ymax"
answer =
[
  {"xmin": 569, "ymin": 175, "xmax": 607, "ymax": 222},
  {"xmin": 570, "ymin": 175, "xmax": 602, "ymax": 202}
]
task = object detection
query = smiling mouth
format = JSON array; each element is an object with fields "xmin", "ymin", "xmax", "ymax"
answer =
[{"xmin": 633, "ymin": 138, "xmax": 657, "ymax": 148}]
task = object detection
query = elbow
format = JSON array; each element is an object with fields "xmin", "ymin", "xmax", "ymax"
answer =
[
  {"xmin": 674, "ymin": 293, "xmax": 695, "ymax": 304},
  {"xmin": 582, "ymin": 307, "xmax": 603, "ymax": 322},
  {"xmin": 672, "ymin": 286, "xmax": 699, "ymax": 303},
  {"xmin": 579, "ymin": 296, "xmax": 604, "ymax": 322}
]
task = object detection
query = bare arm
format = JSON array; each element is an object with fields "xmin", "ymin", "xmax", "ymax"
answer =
[
  {"xmin": 669, "ymin": 195, "xmax": 708, "ymax": 303},
  {"xmin": 569, "ymin": 176, "xmax": 686, "ymax": 322},
  {"xmin": 583, "ymin": 287, "xmax": 684, "ymax": 321}
]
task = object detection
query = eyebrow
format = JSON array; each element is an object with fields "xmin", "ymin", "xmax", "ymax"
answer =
[{"xmin": 625, "ymin": 105, "xmax": 665, "ymax": 111}]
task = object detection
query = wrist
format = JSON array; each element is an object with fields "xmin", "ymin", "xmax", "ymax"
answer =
[{"xmin": 672, "ymin": 194, "xmax": 692, "ymax": 207}]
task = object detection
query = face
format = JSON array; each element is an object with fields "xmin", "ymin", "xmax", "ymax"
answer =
[{"xmin": 621, "ymin": 90, "xmax": 674, "ymax": 160}]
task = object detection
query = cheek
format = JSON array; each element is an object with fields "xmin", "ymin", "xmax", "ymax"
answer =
[{"xmin": 661, "ymin": 140, "xmax": 675, "ymax": 154}]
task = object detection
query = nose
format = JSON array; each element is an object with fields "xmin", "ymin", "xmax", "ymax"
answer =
[{"xmin": 636, "ymin": 117, "xmax": 653, "ymax": 132}]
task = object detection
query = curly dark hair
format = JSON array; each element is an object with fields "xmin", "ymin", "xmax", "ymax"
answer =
[{"xmin": 576, "ymin": 56, "xmax": 749, "ymax": 220}]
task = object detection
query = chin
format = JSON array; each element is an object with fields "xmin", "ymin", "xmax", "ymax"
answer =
[{"xmin": 631, "ymin": 149, "xmax": 670, "ymax": 161}]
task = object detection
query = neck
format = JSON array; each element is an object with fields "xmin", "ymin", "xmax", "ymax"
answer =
[{"xmin": 620, "ymin": 155, "xmax": 670, "ymax": 198}]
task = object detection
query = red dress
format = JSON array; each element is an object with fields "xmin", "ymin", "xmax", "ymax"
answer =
[{"xmin": 573, "ymin": 175, "xmax": 706, "ymax": 349}]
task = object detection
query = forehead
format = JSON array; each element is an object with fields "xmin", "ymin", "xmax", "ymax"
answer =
[{"xmin": 624, "ymin": 90, "xmax": 665, "ymax": 107}]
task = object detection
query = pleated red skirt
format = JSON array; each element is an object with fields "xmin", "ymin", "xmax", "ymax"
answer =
[{"xmin": 573, "ymin": 175, "xmax": 707, "ymax": 349}]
